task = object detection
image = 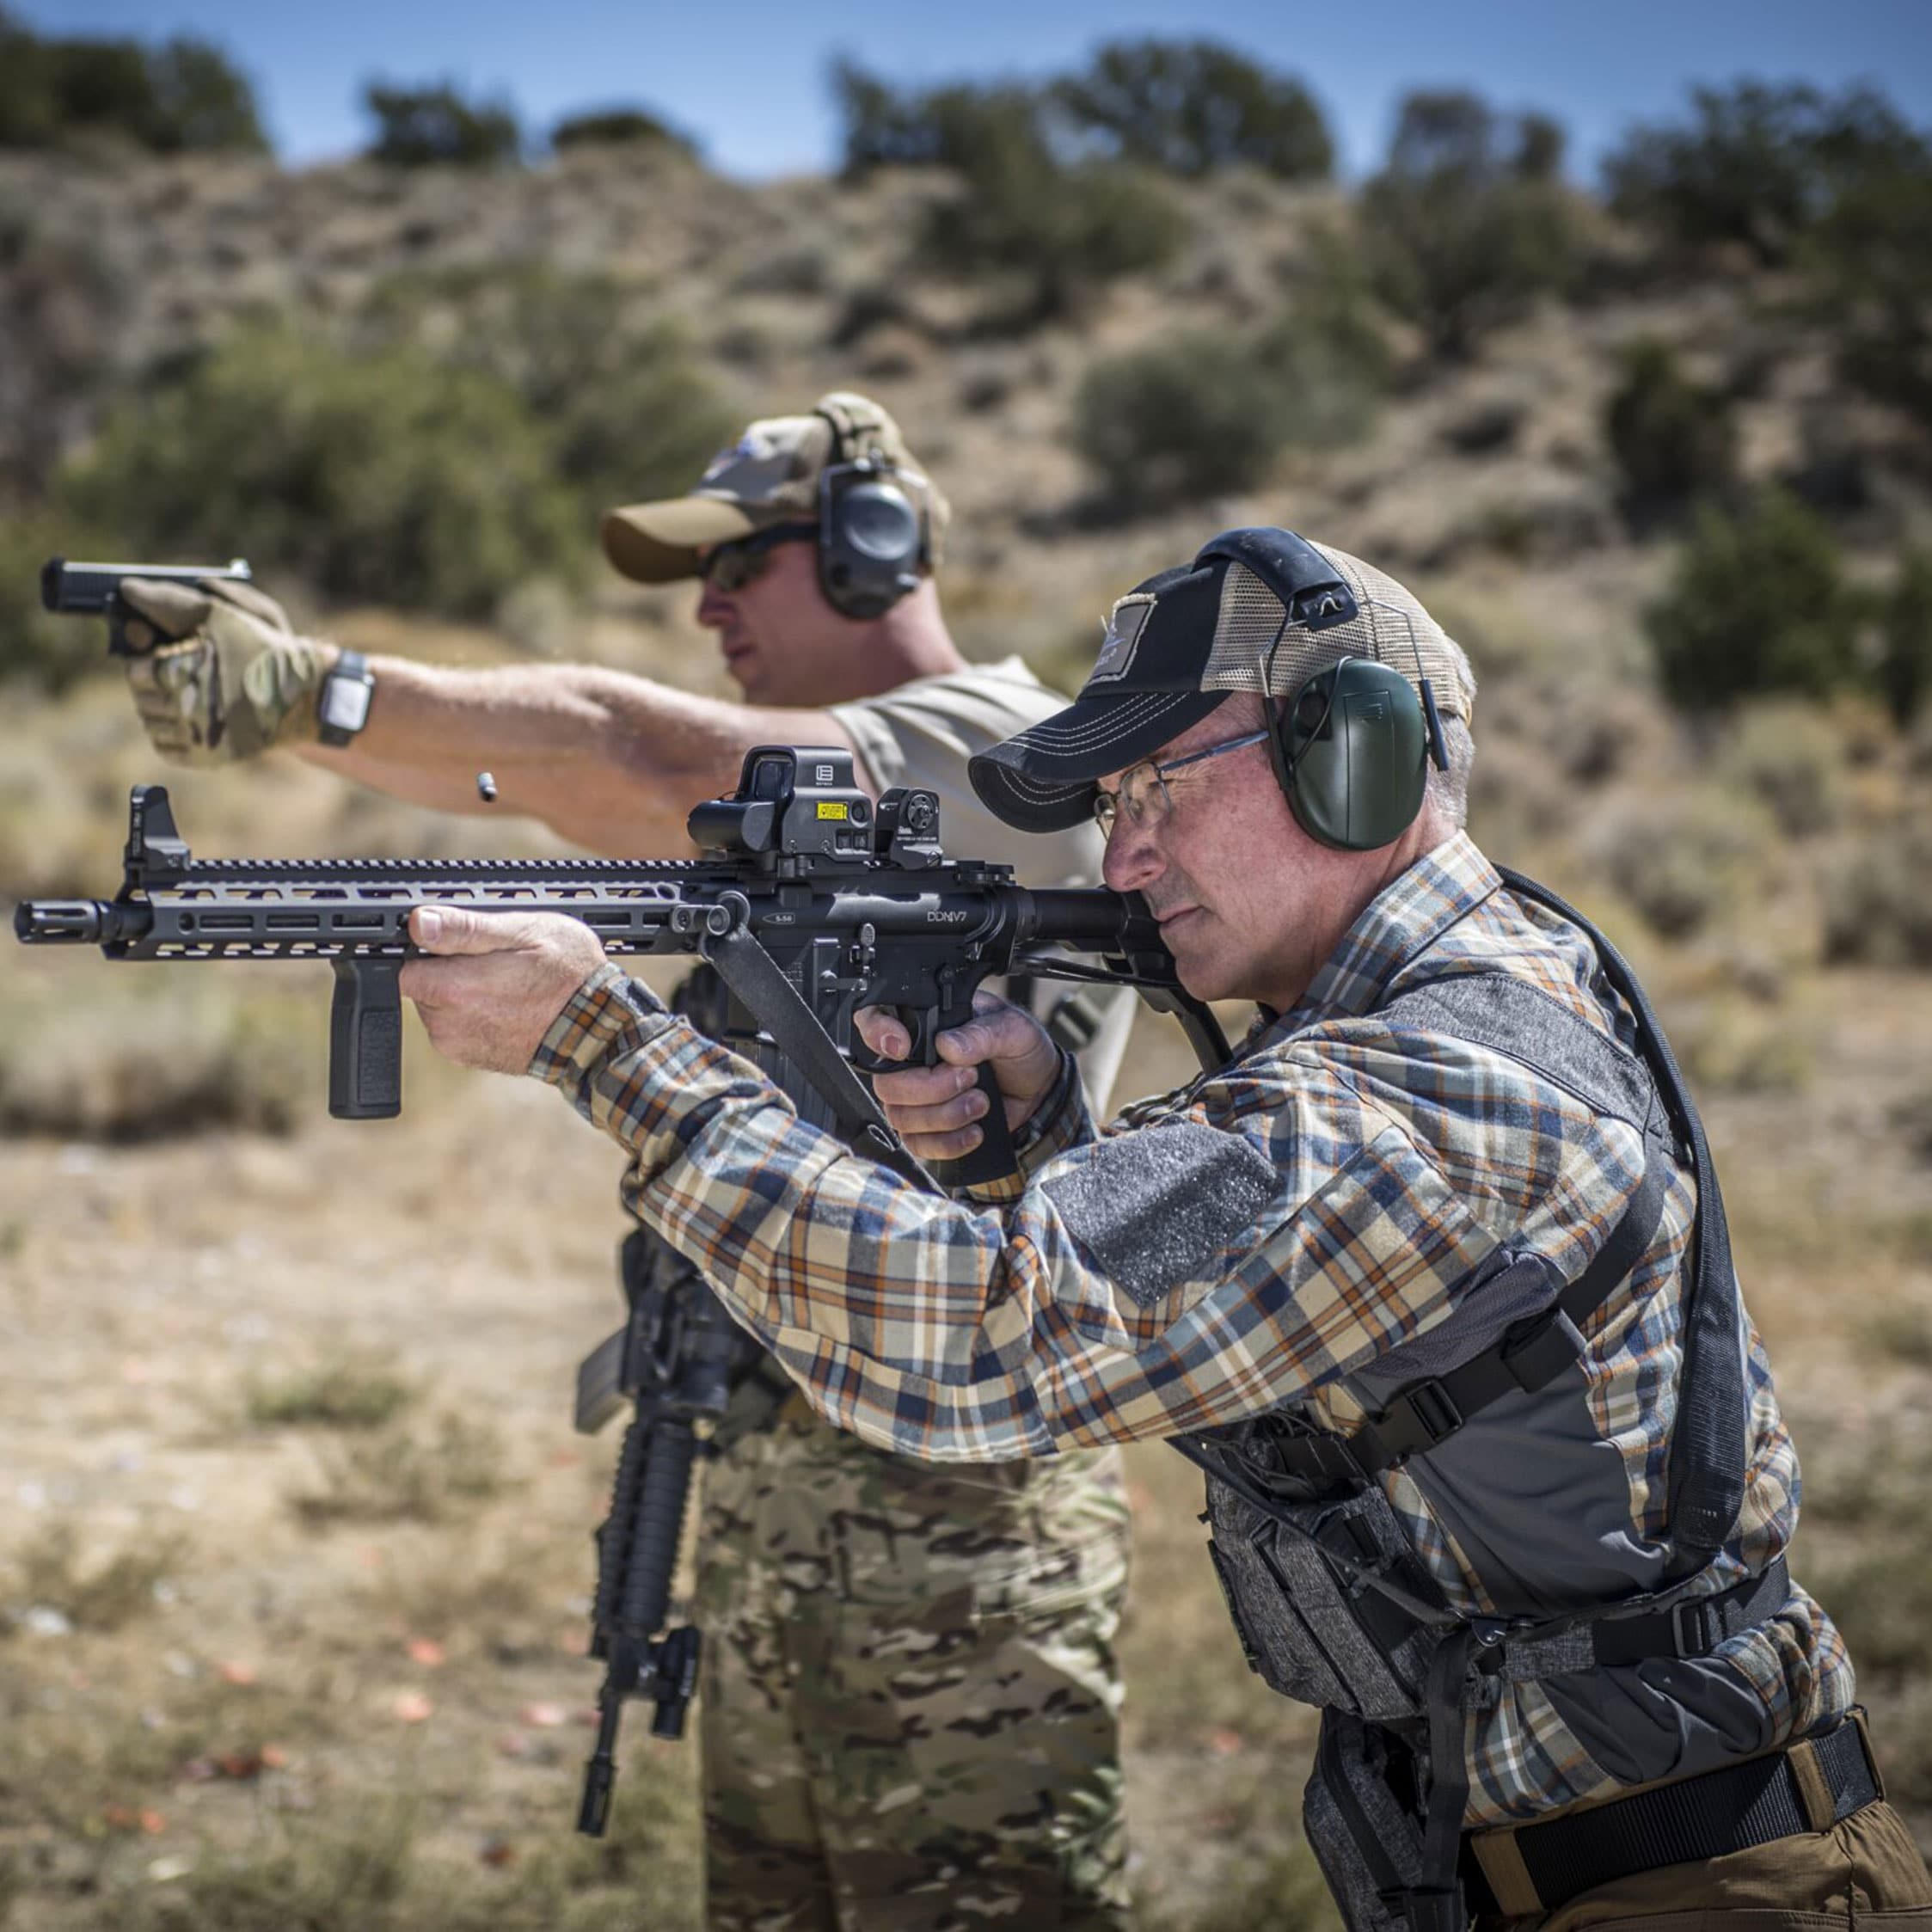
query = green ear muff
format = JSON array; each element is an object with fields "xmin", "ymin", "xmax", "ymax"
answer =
[{"xmin": 1267, "ymin": 657, "xmax": 1429, "ymax": 851}]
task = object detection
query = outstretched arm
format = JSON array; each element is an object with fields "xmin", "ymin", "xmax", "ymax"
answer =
[
  {"xmin": 114, "ymin": 575, "xmax": 862, "ymax": 854},
  {"xmin": 304, "ymin": 655, "xmax": 862, "ymax": 852}
]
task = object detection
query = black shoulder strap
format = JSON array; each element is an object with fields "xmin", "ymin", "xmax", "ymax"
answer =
[
  {"xmin": 701, "ymin": 925, "xmax": 937, "ymax": 1194},
  {"xmin": 1494, "ymin": 865, "xmax": 1746, "ymax": 1571},
  {"xmin": 1187, "ymin": 879, "xmax": 1747, "ymax": 1571}
]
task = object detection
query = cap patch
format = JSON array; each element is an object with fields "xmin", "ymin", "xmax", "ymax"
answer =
[
  {"xmin": 697, "ymin": 427, "xmax": 804, "ymax": 499},
  {"xmin": 1086, "ymin": 594, "xmax": 1156, "ymax": 687}
]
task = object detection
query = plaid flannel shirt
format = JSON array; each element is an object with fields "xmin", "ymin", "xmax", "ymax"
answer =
[{"xmin": 533, "ymin": 830, "xmax": 1850, "ymax": 1822}]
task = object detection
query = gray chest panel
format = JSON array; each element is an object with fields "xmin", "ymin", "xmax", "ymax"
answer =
[
  {"xmin": 1198, "ymin": 970, "xmax": 1696, "ymax": 1716},
  {"xmin": 1374, "ymin": 973, "xmax": 1652, "ymax": 1130}
]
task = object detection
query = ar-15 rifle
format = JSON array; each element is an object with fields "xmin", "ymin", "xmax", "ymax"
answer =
[
  {"xmin": 15, "ymin": 743, "xmax": 1223, "ymax": 1180},
  {"xmin": 568, "ymin": 1225, "xmax": 742, "ymax": 1835},
  {"xmin": 15, "ymin": 742, "xmax": 1229, "ymax": 1831}
]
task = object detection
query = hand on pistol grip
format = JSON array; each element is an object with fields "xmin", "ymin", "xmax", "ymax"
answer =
[{"xmin": 854, "ymin": 991, "xmax": 1064, "ymax": 1187}]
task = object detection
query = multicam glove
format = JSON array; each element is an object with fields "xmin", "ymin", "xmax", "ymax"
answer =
[{"xmin": 120, "ymin": 576, "xmax": 330, "ymax": 765}]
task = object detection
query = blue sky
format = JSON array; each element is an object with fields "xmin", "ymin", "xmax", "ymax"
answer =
[{"xmin": 17, "ymin": 0, "xmax": 1932, "ymax": 179}]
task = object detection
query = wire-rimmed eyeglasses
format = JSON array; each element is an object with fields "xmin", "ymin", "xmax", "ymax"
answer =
[{"xmin": 1091, "ymin": 729, "xmax": 1270, "ymax": 837}]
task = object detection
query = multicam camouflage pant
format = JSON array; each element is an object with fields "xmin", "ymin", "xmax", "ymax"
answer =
[{"xmin": 693, "ymin": 1392, "xmax": 1133, "ymax": 1932}]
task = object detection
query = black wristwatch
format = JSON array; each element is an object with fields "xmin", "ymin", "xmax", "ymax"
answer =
[{"xmin": 317, "ymin": 650, "xmax": 375, "ymax": 746}]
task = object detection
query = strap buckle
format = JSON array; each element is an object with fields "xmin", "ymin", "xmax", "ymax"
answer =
[
  {"xmin": 1669, "ymin": 1595, "xmax": 1717, "ymax": 1658},
  {"xmin": 1356, "ymin": 1377, "xmax": 1464, "ymax": 1469},
  {"xmin": 1500, "ymin": 1306, "xmax": 1587, "ymax": 1392},
  {"xmin": 1398, "ymin": 1377, "xmax": 1463, "ymax": 1451}
]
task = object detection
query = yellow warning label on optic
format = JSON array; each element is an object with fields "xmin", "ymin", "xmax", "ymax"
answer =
[{"xmin": 816, "ymin": 801, "xmax": 849, "ymax": 820}]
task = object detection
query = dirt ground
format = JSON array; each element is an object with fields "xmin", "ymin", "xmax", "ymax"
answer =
[{"xmin": 2, "ymin": 930, "xmax": 1929, "ymax": 1929}]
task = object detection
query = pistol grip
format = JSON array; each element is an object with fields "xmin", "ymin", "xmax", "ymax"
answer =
[
  {"xmin": 104, "ymin": 608, "xmax": 139, "ymax": 659},
  {"xmin": 328, "ymin": 957, "xmax": 403, "ymax": 1119},
  {"xmin": 929, "ymin": 1062, "xmax": 1017, "ymax": 1190}
]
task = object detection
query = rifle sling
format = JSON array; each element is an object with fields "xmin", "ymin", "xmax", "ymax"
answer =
[{"xmin": 701, "ymin": 925, "xmax": 937, "ymax": 1194}]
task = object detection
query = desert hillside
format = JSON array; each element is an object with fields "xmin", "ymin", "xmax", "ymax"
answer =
[{"xmin": 3, "ymin": 70, "xmax": 1931, "ymax": 1929}]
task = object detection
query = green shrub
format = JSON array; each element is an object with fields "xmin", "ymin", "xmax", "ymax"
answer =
[
  {"xmin": 1052, "ymin": 38, "xmax": 1332, "ymax": 180},
  {"xmin": 1716, "ymin": 699, "xmax": 1845, "ymax": 837},
  {"xmin": 60, "ymin": 321, "xmax": 583, "ymax": 616},
  {"xmin": 132, "ymin": 1801, "xmax": 414, "ymax": 1932},
  {"xmin": 291, "ymin": 1411, "xmax": 508, "ymax": 1524},
  {"xmin": 834, "ymin": 64, "xmax": 1058, "ymax": 180},
  {"xmin": 1604, "ymin": 340, "xmax": 1736, "ymax": 518},
  {"xmin": 1362, "ymin": 90, "xmax": 1581, "ymax": 358},
  {"xmin": 7, "ymin": 1521, "xmax": 188, "ymax": 1633},
  {"xmin": 1252, "ymin": 228, "xmax": 1394, "ymax": 446},
  {"xmin": 1594, "ymin": 790, "xmax": 1769, "ymax": 941},
  {"xmin": 0, "ymin": 976, "xmax": 315, "ymax": 1139},
  {"xmin": 1882, "ymin": 551, "xmax": 1932, "ymax": 726},
  {"xmin": 0, "ymin": 503, "xmax": 114, "ymax": 690},
  {"xmin": 362, "ymin": 79, "xmax": 522, "ymax": 167},
  {"xmin": 1677, "ymin": 995, "xmax": 1816, "ymax": 1095},
  {"xmin": 1822, "ymin": 818, "xmax": 1932, "ymax": 968},
  {"xmin": 354, "ymin": 264, "xmax": 735, "ymax": 513},
  {"xmin": 1604, "ymin": 81, "xmax": 1922, "ymax": 266},
  {"xmin": 833, "ymin": 58, "xmax": 952, "ymax": 175},
  {"xmin": 1070, "ymin": 329, "xmax": 1294, "ymax": 512},
  {"xmin": 0, "ymin": 199, "xmax": 129, "ymax": 492},
  {"xmin": 139, "ymin": 38, "xmax": 268, "ymax": 153},
  {"xmin": 245, "ymin": 1349, "xmax": 417, "ymax": 1431},
  {"xmin": 1815, "ymin": 1545, "xmax": 1932, "ymax": 1683},
  {"xmin": 832, "ymin": 62, "xmax": 1184, "ymax": 321},
  {"xmin": 1071, "ymin": 235, "xmax": 1399, "ymax": 495},
  {"xmin": 917, "ymin": 111, "xmax": 1184, "ymax": 317},
  {"xmin": 1865, "ymin": 1304, "xmax": 1932, "ymax": 1369},
  {"xmin": 0, "ymin": 9, "xmax": 267, "ymax": 154},
  {"xmin": 1147, "ymin": 1837, "xmax": 1340, "ymax": 1931},
  {"xmin": 1807, "ymin": 144, "xmax": 1932, "ymax": 431},
  {"xmin": 550, "ymin": 104, "xmax": 699, "ymax": 159},
  {"xmin": 1646, "ymin": 490, "xmax": 1861, "ymax": 711}
]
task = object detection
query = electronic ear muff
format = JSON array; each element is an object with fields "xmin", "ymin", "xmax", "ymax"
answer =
[
  {"xmin": 1265, "ymin": 654, "xmax": 1433, "ymax": 851},
  {"xmin": 1193, "ymin": 527, "xmax": 1451, "ymax": 853},
  {"xmin": 813, "ymin": 402, "xmax": 928, "ymax": 620}
]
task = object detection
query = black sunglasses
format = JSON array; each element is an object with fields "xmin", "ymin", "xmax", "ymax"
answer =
[{"xmin": 702, "ymin": 523, "xmax": 819, "ymax": 592}]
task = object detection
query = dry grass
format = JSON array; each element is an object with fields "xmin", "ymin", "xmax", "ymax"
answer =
[
  {"xmin": 3, "ymin": 1523, "xmax": 189, "ymax": 1636},
  {"xmin": 289, "ymin": 1412, "xmax": 511, "ymax": 1526},
  {"xmin": 243, "ymin": 1347, "xmax": 417, "ymax": 1432}
]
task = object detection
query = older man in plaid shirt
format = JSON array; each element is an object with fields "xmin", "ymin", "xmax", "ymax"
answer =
[{"xmin": 404, "ymin": 529, "xmax": 1931, "ymax": 1931}]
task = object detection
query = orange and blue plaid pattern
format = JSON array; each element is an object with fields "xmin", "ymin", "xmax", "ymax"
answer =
[{"xmin": 531, "ymin": 831, "xmax": 1850, "ymax": 1822}]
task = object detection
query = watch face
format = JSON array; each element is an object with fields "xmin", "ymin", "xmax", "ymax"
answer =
[{"xmin": 321, "ymin": 676, "xmax": 372, "ymax": 734}]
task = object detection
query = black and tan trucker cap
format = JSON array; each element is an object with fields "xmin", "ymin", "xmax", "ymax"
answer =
[
  {"xmin": 601, "ymin": 390, "xmax": 951, "ymax": 583},
  {"xmin": 969, "ymin": 528, "xmax": 1470, "ymax": 833}
]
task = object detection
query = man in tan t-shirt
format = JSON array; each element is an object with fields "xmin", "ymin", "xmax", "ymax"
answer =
[{"xmin": 110, "ymin": 392, "xmax": 1138, "ymax": 1929}]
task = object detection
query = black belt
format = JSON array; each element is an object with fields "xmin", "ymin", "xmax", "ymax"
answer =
[{"xmin": 1464, "ymin": 1709, "xmax": 1884, "ymax": 1917}]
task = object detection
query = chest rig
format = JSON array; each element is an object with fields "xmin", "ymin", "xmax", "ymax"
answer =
[{"xmin": 1174, "ymin": 868, "xmax": 1763, "ymax": 1932}]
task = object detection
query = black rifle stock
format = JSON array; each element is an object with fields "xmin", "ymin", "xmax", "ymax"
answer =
[{"xmin": 40, "ymin": 555, "xmax": 255, "ymax": 657}]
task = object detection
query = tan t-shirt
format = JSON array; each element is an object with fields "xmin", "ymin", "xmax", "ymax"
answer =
[{"xmin": 831, "ymin": 656, "xmax": 1136, "ymax": 1114}]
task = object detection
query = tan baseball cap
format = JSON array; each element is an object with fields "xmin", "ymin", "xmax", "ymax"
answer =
[{"xmin": 601, "ymin": 390, "xmax": 951, "ymax": 584}]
